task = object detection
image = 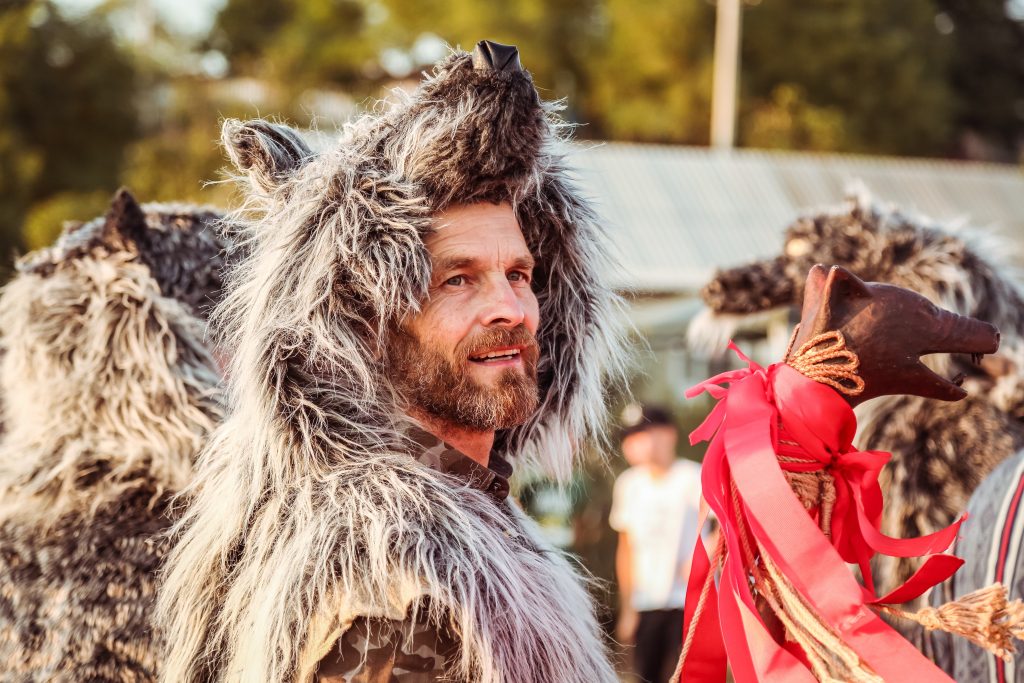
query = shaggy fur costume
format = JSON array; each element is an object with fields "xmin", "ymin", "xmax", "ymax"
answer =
[
  {"xmin": 0, "ymin": 189, "xmax": 227, "ymax": 681},
  {"xmin": 692, "ymin": 188, "xmax": 1024, "ymax": 600},
  {"xmin": 156, "ymin": 45, "xmax": 629, "ymax": 683}
]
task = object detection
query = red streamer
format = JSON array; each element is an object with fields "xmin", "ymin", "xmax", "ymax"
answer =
[{"xmin": 680, "ymin": 343, "xmax": 964, "ymax": 682}]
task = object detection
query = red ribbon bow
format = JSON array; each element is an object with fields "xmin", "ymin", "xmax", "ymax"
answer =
[{"xmin": 679, "ymin": 343, "xmax": 965, "ymax": 682}]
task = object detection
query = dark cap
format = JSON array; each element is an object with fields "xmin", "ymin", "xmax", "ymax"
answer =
[{"xmin": 619, "ymin": 403, "xmax": 675, "ymax": 440}]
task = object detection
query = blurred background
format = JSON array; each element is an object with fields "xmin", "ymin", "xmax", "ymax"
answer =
[{"xmin": 3, "ymin": 0, "xmax": 1024, "ymax": 672}]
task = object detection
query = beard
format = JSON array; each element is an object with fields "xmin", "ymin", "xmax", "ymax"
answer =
[{"xmin": 388, "ymin": 325, "xmax": 540, "ymax": 431}]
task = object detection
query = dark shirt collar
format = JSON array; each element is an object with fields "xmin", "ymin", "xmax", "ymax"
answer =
[{"xmin": 406, "ymin": 426, "xmax": 512, "ymax": 501}]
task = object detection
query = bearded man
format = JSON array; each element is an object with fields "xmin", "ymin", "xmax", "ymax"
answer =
[{"xmin": 157, "ymin": 41, "xmax": 628, "ymax": 683}]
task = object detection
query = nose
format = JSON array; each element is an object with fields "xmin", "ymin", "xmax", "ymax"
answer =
[
  {"xmin": 472, "ymin": 40, "xmax": 522, "ymax": 73},
  {"xmin": 481, "ymin": 277, "xmax": 526, "ymax": 328}
]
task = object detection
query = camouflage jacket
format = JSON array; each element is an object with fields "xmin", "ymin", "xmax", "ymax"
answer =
[{"xmin": 313, "ymin": 428, "xmax": 513, "ymax": 682}]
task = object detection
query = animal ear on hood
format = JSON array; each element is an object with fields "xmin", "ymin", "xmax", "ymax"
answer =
[
  {"xmin": 100, "ymin": 187, "xmax": 147, "ymax": 251},
  {"xmin": 221, "ymin": 118, "xmax": 313, "ymax": 193},
  {"xmin": 791, "ymin": 264, "xmax": 871, "ymax": 353}
]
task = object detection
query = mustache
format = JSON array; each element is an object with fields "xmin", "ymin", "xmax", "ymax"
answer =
[{"xmin": 461, "ymin": 326, "xmax": 539, "ymax": 358}]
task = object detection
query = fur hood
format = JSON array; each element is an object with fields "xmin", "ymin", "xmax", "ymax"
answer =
[
  {"xmin": 0, "ymin": 189, "xmax": 227, "ymax": 679},
  {"xmin": 158, "ymin": 43, "xmax": 628, "ymax": 682},
  {"xmin": 0, "ymin": 189, "xmax": 225, "ymax": 521}
]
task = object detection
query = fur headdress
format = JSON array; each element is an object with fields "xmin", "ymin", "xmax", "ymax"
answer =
[
  {"xmin": 158, "ymin": 42, "xmax": 628, "ymax": 683},
  {"xmin": 0, "ymin": 189, "xmax": 227, "ymax": 680}
]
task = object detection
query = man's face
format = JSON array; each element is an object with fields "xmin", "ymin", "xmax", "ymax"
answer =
[
  {"xmin": 390, "ymin": 202, "xmax": 541, "ymax": 431},
  {"xmin": 621, "ymin": 426, "xmax": 678, "ymax": 470}
]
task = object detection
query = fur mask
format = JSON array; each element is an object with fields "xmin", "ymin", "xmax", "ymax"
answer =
[
  {"xmin": 211, "ymin": 43, "xmax": 628, "ymax": 481},
  {"xmin": 0, "ymin": 188, "xmax": 227, "ymax": 518}
]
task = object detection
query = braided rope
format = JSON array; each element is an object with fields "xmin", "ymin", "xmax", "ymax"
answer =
[
  {"xmin": 779, "ymin": 459, "xmax": 837, "ymax": 540},
  {"xmin": 786, "ymin": 329, "xmax": 865, "ymax": 397}
]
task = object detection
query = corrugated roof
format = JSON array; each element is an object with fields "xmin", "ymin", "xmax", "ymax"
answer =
[{"xmin": 569, "ymin": 143, "xmax": 1024, "ymax": 293}]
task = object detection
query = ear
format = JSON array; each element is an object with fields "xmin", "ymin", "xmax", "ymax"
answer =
[
  {"xmin": 791, "ymin": 264, "xmax": 870, "ymax": 353},
  {"xmin": 814, "ymin": 265, "xmax": 870, "ymax": 331},
  {"xmin": 101, "ymin": 187, "xmax": 147, "ymax": 250},
  {"xmin": 221, "ymin": 119, "xmax": 313, "ymax": 193},
  {"xmin": 797, "ymin": 264, "xmax": 830, "ymax": 330}
]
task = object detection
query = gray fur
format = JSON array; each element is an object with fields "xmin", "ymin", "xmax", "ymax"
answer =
[
  {"xmin": 0, "ymin": 189, "xmax": 227, "ymax": 680},
  {"xmin": 157, "ymin": 48, "xmax": 629, "ymax": 682},
  {"xmin": 929, "ymin": 449, "xmax": 1024, "ymax": 681},
  {"xmin": 692, "ymin": 187, "xmax": 1024, "ymax": 598}
]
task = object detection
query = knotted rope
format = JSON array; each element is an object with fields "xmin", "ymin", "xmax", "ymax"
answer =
[
  {"xmin": 881, "ymin": 585, "xmax": 1024, "ymax": 662},
  {"xmin": 785, "ymin": 326, "xmax": 865, "ymax": 397}
]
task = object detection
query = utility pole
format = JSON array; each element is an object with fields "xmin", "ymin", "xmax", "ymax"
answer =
[{"xmin": 711, "ymin": 0, "xmax": 742, "ymax": 150}]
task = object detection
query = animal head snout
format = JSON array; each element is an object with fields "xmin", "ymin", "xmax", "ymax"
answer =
[
  {"xmin": 932, "ymin": 310, "xmax": 1001, "ymax": 357},
  {"xmin": 472, "ymin": 40, "xmax": 522, "ymax": 72},
  {"xmin": 962, "ymin": 317, "xmax": 1001, "ymax": 355}
]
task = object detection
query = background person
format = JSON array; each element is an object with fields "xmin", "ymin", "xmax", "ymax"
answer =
[{"xmin": 611, "ymin": 404, "xmax": 703, "ymax": 683}]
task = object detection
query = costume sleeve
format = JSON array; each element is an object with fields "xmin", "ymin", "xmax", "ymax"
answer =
[{"xmin": 313, "ymin": 614, "xmax": 456, "ymax": 682}]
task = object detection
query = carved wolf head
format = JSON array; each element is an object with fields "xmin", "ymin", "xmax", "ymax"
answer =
[
  {"xmin": 695, "ymin": 190, "xmax": 1024, "ymax": 601},
  {"xmin": 696, "ymin": 189, "xmax": 1024, "ymax": 409},
  {"xmin": 793, "ymin": 264, "xmax": 999, "ymax": 405}
]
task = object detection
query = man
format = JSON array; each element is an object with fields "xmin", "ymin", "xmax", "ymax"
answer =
[
  {"xmin": 611, "ymin": 405, "xmax": 703, "ymax": 683},
  {"xmin": 157, "ymin": 41, "xmax": 629, "ymax": 683}
]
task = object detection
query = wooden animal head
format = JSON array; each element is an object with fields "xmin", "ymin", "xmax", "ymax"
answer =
[{"xmin": 789, "ymin": 264, "xmax": 1000, "ymax": 406}]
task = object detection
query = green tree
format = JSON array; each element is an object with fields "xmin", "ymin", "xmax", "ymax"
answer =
[
  {"xmin": 211, "ymin": 0, "xmax": 392, "ymax": 95},
  {"xmin": 584, "ymin": 0, "xmax": 715, "ymax": 143},
  {"xmin": 934, "ymin": 0, "xmax": 1024, "ymax": 159},
  {"xmin": 742, "ymin": 84, "xmax": 846, "ymax": 151},
  {"xmin": 741, "ymin": 0, "xmax": 954, "ymax": 156},
  {"xmin": 0, "ymin": 0, "xmax": 139, "ymax": 263}
]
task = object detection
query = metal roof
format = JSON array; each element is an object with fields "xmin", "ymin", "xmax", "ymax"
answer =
[{"xmin": 568, "ymin": 143, "xmax": 1024, "ymax": 293}]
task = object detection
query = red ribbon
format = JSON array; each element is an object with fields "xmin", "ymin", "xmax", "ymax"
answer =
[{"xmin": 680, "ymin": 343, "xmax": 965, "ymax": 682}]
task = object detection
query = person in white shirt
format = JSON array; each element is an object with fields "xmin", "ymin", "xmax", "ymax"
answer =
[{"xmin": 610, "ymin": 405, "xmax": 703, "ymax": 683}]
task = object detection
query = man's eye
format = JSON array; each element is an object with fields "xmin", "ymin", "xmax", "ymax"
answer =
[
  {"xmin": 508, "ymin": 271, "xmax": 529, "ymax": 283},
  {"xmin": 444, "ymin": 275, "xmax": 464, "ymax": 286}
]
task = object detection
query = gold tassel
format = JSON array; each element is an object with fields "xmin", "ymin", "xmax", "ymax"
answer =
[{"xmin": 878, "ymin": 584, "xmax": 1024, "ymax": 662}]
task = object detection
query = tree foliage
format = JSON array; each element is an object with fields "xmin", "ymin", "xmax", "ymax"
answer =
[
  {"xmin": 4, "ymin": 0, "xmax": 1024, "ymax": 267},
  {"xmin": 741, "ymin": 0, "xmax": 954, "ymax": 156},
  {"xmin": 207, "ymin": 0, "xmax": 1023, "ymax": 157},
  {"xmin": 935, "ymin": 0, "xmax": 1024, "ymax": 159},
  {"xmin": 211, "ymin": 0, "xmax": 395, "ymax": 94},
  {"xmin": 0, "ymin": 0, "xmax": 138, "ymax": 265}
]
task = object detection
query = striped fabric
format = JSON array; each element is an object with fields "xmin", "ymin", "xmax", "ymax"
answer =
[{"xmin": 931, "ymin": 449, "xmax": 1024, "ymax": 682}]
